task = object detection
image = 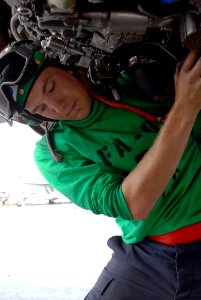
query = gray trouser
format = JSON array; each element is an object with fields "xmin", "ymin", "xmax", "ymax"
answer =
[{"xmin": 84, "ymin": 235, "xmax": 201, "ymax": 299}]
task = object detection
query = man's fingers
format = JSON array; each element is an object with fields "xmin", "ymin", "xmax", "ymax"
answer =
[
  {"xmin": 181, "ymin": 50, "xmax": 200, "ymax": 72},
  {"xmin": 174, "ymin": 61, "xmax": 183, "ymax": 86}
]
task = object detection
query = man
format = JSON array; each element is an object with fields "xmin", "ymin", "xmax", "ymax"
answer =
[{"xmin": 1, "ymin": 40, "xmax": 201, "ymax": 299}]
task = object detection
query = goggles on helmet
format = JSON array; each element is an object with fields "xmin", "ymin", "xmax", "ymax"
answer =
[{"xmin": 0, "ymin": 40, "xmax": 51, "ymax": 125}]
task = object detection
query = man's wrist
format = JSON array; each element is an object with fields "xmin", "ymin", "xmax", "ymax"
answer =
[{"xmin": 167, "ymin": 100, "xmax": 198, "ymax": 128}]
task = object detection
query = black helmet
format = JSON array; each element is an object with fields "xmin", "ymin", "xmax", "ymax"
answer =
[{"xmin": 0, "ymin": 40, "xmax": 51, "ymax": 125}]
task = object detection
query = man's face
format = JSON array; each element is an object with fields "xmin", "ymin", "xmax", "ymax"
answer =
[{"xmin": 25, "ymin": 66, "xmax": 92, "ymax": 121}]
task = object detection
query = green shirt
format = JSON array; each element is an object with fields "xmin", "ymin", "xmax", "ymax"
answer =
[{"xmin": 34, "ymin": 79, "xmax": 201, "ymax": 244}]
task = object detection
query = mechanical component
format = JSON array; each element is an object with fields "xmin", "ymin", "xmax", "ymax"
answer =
[
  {"xmin": 1, "ymin": 0, "xmax": 201, "ymax": 137},
  {"xmin": 47, "ymin": 0, "xmax": 76, "ymax": 10},
  {"xmin": 180, "ymin": 11, "xmax": 201, "ymax": 49},
  {"xmin": 1, "ymin": 0, "xmax": 201, "ymax": 88}
]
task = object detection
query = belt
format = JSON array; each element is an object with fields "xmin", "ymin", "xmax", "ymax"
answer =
[{"xmin": 148, "ymin": 222, "xmax": 201, "ymax": 246}]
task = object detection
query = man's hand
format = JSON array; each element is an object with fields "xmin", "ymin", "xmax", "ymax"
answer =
[
  {"xmin": 122, "ymin": 51, "xmax": 201, "ymax": 220},
  {"xmin": 174, "ymin": 50, "xmax": 201, "ymax": 114}
]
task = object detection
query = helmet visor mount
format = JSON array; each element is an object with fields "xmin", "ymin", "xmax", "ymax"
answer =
[
  {"xmin": 0, "ymin": 51, "xmax": 36, "ymax": 116},
  {"xmin": 0, "ymin": 43, "xmax": 49, "ymax": 126}
]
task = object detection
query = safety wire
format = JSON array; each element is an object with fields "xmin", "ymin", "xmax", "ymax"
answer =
[
  {"xmin": 45, "ymin": 121, "xmax": 63, "ymax": 162},
  {"xmin": 80, "ymin": 69, "xmax": 168, "ymax": 123}
]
